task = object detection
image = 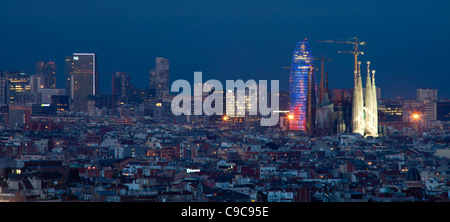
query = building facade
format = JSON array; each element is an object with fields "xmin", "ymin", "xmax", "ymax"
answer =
[
  {"xmin": 416, "ymin": 88, "xmax": 437, "ymax": 102},
  {"xmin": 35, "ymin": 61, "xmax": 56, "ymax": 89},
  {"xmin": 150, "ymin": 57, "xmax": 170, "ymax": 99},
  {"xmin": 289, "ymin": 40, "xmax": 315, "ymax": 132},
  {"xmin": 65, "ymin": 53, "xmax": 98, "ymax": 112}
]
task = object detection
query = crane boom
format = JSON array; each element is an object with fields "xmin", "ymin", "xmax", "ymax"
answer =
[{"xmin": 318, "ymin": 37, "xmax": 365, "ymax": 79}]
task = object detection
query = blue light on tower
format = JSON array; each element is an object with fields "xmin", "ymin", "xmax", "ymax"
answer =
[{"xmin": 289, "ymin": 39, "xmax": 313, "ymax": 131}]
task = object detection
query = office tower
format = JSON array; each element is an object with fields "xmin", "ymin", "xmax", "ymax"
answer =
[
  {"xmin": 416, "ymin": 88, "xmax": 437, "ymax": 101},
  {"xmin": 3, "ymin": 71, "xmax": 38, "ymax": 105},
  {"xmin": 112, "ymin": 72, "xmax": 130, "ymax": 98},
  {"xmin": 30, "ymin": 75, "xmax": 44, "ymax": 93},
  {"xmin": 154, "ymin": 57, "xmax": 169, "ymax": 99},
  {"xmin": 0, "ymin": 71, "xmax": 8, "ymax": 106},
  {"xmin": 65, "ymin": 53, "xmax": 98, "ymax": 112},
  {"xmin": 35, "ymin": 61, "xmax": 56, "ymax": 88},
  {"xmin": 424, "ymin": 101, "xmax": 437, "ymax": 128},
  {"xmin": 289, "ymin": 39, "xmax": 315, "ymax": 132},
  {"xmin": 149, "ymin": 69, "xmax": 156, "ymax": 89},
  {"xmin": 6, "ymin": 71, "xmax": 31, "ymax": 94}
]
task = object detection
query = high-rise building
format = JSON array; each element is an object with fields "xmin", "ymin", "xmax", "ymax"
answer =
[
  {"xmin": 289, "ymin": 40, "xmax": 315, "ymax": 132},
  {"xmin": 65, "ymin": 53, "xmax": 98, "ymax": 112},
  {"xmin": 424, "ymin": 101, "xmax": 437, "ymax": 128},
  {"xmin": 35, "ymin": 61, "xmax": 56, "ymax": 89},
  {"xmin": 3, "ymin": 71, "xmax": 38, "ymax": 105},
  {"xmin": 30, "ymin": 75, "xmax": 44, "ymax": 93},
  {"xmin": 153, "ymin": 57, "xmax": 169, "ymax": 99},
  {"xmin": 416, "ymin": 88, "xmax": 437, "ymax": 102},
  {"xmin": 0, "ymin": 71, "xmax": 9, "ymax": 107},
  {"xmin": 149, "ymin": 69, "xmax": 156, "ymax": 89},
  {"xmin": 112, "ymin": 72, "xmax": 130, "ymax": 98},
  {"xmin": 223, "ymin": 87, "xmax": 260, "ymax": 130}
]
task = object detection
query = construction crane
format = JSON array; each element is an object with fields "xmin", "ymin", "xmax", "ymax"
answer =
[{"xmin": 317, "ymin": 37, "xmax": 365, "ymax": 80}]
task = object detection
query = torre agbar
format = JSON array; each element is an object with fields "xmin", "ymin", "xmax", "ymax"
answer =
[{"xmin": 289, "ymin": 40, "xmax": 314, "ymax": 131}]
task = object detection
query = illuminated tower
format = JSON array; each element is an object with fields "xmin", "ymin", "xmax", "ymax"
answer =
[
  {"xmin": 289, "ymin": 39, "xmax": 314, "ymax": 131},
  {"xmin": 364, "ymin": 61, "xmax": 373, "ymax": 136},
  {"xmin": 364, "ymin": 61, "xmax": 378, "ymax": 137},
  {"xmin": 371, "ymin": 70, "xmax": 378, "ymax": 136},
  {"xmin": 352, "ymin": 61, "xmax": 365, "ymax": 135}
]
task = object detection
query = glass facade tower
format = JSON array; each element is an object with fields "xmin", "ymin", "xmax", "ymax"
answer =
[
  {"xmin": 289, "ymin": 40, "xmax": 314, "ymax": 131},
  {"xmin": 65, "ymin": 53, "xmax": 98, "ymax": 112}
]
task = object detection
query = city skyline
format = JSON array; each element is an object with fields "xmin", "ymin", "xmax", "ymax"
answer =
[
  {"xmin": 1, "ymin": 1, "xmax": 450, "ymax": 211},
  {"xmin": 0, "ymin": 0, "xmax": 449, "ymax": 99}
]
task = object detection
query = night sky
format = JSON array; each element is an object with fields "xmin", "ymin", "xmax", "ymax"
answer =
[{"xmin": 0, "ymin": 0, "xmax": 449, "ymax": 99}]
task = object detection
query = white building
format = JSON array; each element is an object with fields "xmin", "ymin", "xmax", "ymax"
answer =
[{"xmin": 416, "ymin": 88, "xmax": 437, "ymax": 102}]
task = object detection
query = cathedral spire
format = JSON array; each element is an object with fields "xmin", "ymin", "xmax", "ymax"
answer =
[{"xmin": 352, "ymin": 61, "xmax": 365, "ymax": 136}]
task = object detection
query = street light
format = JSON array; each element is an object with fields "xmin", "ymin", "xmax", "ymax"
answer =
[
  {"xmin": 412, "ymin": 113, "xmax": 421, "ymax": 132},
  {"xmin": 286, "ymin": 114, "xmax": 294, "ymax": 133}
]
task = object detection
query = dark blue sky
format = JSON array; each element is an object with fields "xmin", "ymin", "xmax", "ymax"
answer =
[{"xmin": 0, "ymin": 0, "xmax": 449, "ymax": 99}]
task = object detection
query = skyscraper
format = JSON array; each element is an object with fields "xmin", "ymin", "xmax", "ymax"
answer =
[
  {"xmin": 289, "ymin": 40, "xmax": 315, "ymax": 132},
  {"xmin": 154, "ymin": 57, "xmax": 169, "ymax": 99},
  {"xmin": 0, "ymin": 71, "xmax": 9, "ymax": 107},
  {"xmin": 65, "ymin": 53, "xmax": 98, "ymax": 112},
  {"xmin": 112, "ymin": 72, "xmax": 130, "ymax": 98},
  {"xmin": 30, "ymin": 75, "xmax": 44, "ymax": 93},
  {"xmin": 35, "ymin": 61, "xmax": 56, "ymax": 89},
  {"xmin": 149, "ymin": 69, "xmax": 156, "ymax": 89}
]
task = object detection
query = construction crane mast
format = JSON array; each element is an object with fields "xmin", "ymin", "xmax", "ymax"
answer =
[{"xmin": 318, "ymin": 37, "xmax": 365, "ymax": 80}]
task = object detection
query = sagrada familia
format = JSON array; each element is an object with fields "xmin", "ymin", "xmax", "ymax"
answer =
[{"xmin": 352, "ymin": 61, "xmax": 378, "ymax": 137}]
